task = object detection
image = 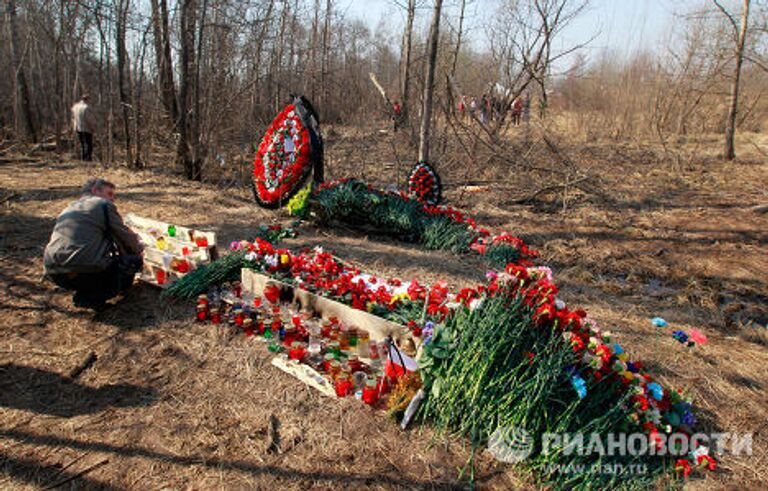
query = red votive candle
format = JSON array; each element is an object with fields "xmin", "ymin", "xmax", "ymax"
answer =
[
  {"xmin": 288, "ymin": 342, "xmax": 306, "ymax": 361},
  {"xmin": 233, "ymin": 309, "xmax": 244, "ymax": 327},
  {"xmin": 335, "ymin": 374, "xmax": 353, "ymax": 397},
  {"xmin": 362, "ymin": 379, "xmax": 379, "ymax": 405},
  {"xmin": 196, "ymin": 305, "xmax": 207, "ymax": 322},
  {"xmin": 210, "ymin": 308, "xmax": 221, "ymax": 325},
  {"xmin": 243, "ymin": 318, "xmax": 254, "ymax": 336}
]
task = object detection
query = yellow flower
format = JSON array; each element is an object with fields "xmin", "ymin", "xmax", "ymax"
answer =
[
  {"xmin": 390, "ymin": 292, "xmax": 410, "ymax": 305},
  {"xmin": 280, "ymin": 254, "xmax": 290, "ymax": 265}
]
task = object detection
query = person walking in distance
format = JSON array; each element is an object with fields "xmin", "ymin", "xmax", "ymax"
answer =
[
  {"xmin": 71, "ymin": 94, "xmax": 96, "ymax": 161},
  {"xmin": 511, "ymin": 96, "xmax": 523, "ymax": 126}
]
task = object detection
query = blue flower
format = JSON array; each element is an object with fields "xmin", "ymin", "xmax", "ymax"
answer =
[
  {"xmin": 672, "ymin": 330, "xmax": 689, "ymax": 344},
  {"xmin": 613, "ymin": 343, "xmax": 624, "ymax": 356},
  {"xmin": 570, "ymin": 374, "xmax": 588, "ymax": 399},
  {"xmin": 682, "ymin": 411, "xmax": 697, "ymax": 427},
  {"xmin": 651, "ymin": 317, "xmax": 668, "ymax": 328},
  {"xmin": 647, "ymin": 382, "xmax": 664, "ymax": 401}
]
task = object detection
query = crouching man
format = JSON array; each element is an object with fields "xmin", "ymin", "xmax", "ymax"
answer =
[{"xmin": 44, "ymin": 178, "xmax": 144, "ymax": 310}]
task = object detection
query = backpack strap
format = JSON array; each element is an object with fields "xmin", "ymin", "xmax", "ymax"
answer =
[{"xmin": 102, "ymin": 202, "xmax": 119, "ymax": 256}]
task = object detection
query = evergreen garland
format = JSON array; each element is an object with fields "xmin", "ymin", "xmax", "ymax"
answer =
[{"xmin": 312, "ymin": 180, "xmax": 484, "ymax": 256}]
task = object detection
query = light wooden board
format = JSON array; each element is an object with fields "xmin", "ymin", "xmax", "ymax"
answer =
[
  {"xmin": 241, "ymin": 268, "xmax": 408, "ymax": 343},
  {"xmin": 125, "ymin": 213, "xmax": 217, "ymax": 288},
  {"xmin": 271, "ymin": 355, "xmax": 336, "ymax": 397}
]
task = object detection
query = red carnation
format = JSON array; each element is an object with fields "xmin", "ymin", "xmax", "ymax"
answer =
[{"xmin": 674, "ymin": 459, "xmax": 692, "ymax": 477}]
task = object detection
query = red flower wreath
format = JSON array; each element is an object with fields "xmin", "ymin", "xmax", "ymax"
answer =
[
  {"xmin": 253, "ymin": 104, "xmax": 313, "ymax": 207},
  {"xmin": 407, "ymin": 161, "xmax": 442, "ymax": 205}
]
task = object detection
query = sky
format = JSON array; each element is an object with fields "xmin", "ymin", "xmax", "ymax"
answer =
[{"xmin": 345, "ymin": 0, "xmax": 712, "ymax": 68}]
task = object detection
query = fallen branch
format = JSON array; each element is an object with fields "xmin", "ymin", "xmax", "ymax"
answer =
[
  {"xmin": 42, "ymin": 458, "xmax": 109, "ymax": 489},
  {"xmin": 505, "ymin": 175, "xmax": 592, "ymax": 205},
  {"xmin": 67, "ymin": 351, "xmax": 97, "ymax": 380}
]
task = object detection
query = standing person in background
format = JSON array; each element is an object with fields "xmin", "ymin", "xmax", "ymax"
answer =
[
  {"xmin": 71, "ymin": 94, "xmax": 97, "ymax": 161},
  {"xmin": 511, "ymin": 96, "xmax": 523, "ymax": 125},
  {"xmin": 523, "ymin": 92, "xmax": 531, "ymax": 124},
  {"xmin": 479, "ymin": 94, "xmax": 489, "ymax": 124},
  {"xmin": 392, "ymin": 100, "xmax": 402, "ymax": 132}
]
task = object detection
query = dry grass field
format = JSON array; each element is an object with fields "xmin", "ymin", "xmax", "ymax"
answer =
[{"xmin": 1, "ymin": 125, "xmax": 767, "ymax": 489}]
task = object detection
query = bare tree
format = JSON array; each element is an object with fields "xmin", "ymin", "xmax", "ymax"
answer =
[
  {"xmin": 6, "ymin": 0, "xmax": 37, "ymax": 142},
  {"xmin": 177, "ymin": 0, "xmax": 200, "ymax": 180},
  {"xmin": 400, "ymin": 0, "xmax": 416, "ymax": 126},
  {"xmin": 714, "ymin": 0, "xmax": 751, "ymax": 160},
  {"xmin": 150, "ymin": 0, "xmax": 178, "ymax": 127},
  {"xmin": 115, "ymin": 0, "xmax": 133, "ymax": 165},
  {"xmin": 418, "ymin": 0, "xmax": 443, "ymax": 163}
]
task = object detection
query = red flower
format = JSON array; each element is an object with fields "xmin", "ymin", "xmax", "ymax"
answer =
[
  {"xmin": 264, "ymin": 284, "xmax": 281, "ymax": 304},
  {"xmin": 674, "ymin": 459, "xmax": 692, "ymax": 477},
  {"xmin": 534, "ymin": 303, "xmax": 554, "ymax": 326},
  {"xmin": 631, "ymin": 395, "xmax": 649, "ymax": 411},
  {"xmin": 697, "ymin": 455, "xmax": 716, "ymax": 471}
]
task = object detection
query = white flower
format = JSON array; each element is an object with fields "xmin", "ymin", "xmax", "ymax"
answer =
[
  {"xmin": 692, "ymin": 445, "xmax": 709, "ymax": 459},
  {"xmin": 244, "ymin": 252, "xmax": 259, "ymax": 262}
]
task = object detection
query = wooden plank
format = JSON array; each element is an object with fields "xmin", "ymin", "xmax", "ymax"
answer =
[
  {"xmin": 241, "ymin": 269, "xmax": 408, "ymax": 343},
  {"xmin": 125, "ymin": 213, "xmax": 217, "ymax": 288},
  {"xmin": 271, "ymin": 354, "xmax": 336, "ymax": 397},
  {"xmin": 125, "ymin": 213, "xmax": 216, "ymax": 245}
]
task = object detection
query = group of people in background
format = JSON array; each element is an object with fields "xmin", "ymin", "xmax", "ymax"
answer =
[
  {"xmin": 456, "ymin": 93, "xmax": 530, "ymax": 126},
  {"xmin": 390, "ymin": 92, "xmax": 531, "ymax": 131}
]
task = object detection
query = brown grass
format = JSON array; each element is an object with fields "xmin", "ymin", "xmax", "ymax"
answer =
[{"xmin": 1, "ymin": 124, "xmax": 767, "ymax": 489}]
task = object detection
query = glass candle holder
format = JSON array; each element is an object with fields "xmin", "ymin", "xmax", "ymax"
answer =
[
  {"xmin": 357, "ymin": 330, "xmax": 370, "ymax": 357},
  {"xmin": 328, "ymin": 341, "xmax": 341, "ymax": 358},
  {"xmin": 196, "ymin": 304, "xmax": 208, "ymax": 322},
  {"xmin": 347, "ymin": 355, "xmax": 363, "ymax": 373},
  {"xmin": 233, "ymin": 309, "xmax": 244, "ymax": 327},
  {"xmin": 321, "ymin": 320, "xmax": 333, "ymax": 338},
  {"xmin": 335, "ymin": 374, "xmax": 353, "ymax": 397},
  {"xmin": 283, "ymin": 326, "xmax": 298, "ymax": 347},
  {"xmin": 328, "ymin": 360, "xmax": 341, "ymax": 380},
  {"xmin": 288, "ymin": 341, "xmax": 306, "ymax": 361},
  {"xmin": 323, "ymin": 353, "xmax": 336, "ymax": 373},
  {"xmin": 210, "ymin": 308, "xmax": 221, "ymax": 324},
  {"xmin": 338, "ymin": 325, "xmax": 350, "ymax": 351},
  {"xmin": 242, "ymin": 318, "xmax": 254, "ymax": 335},
  {"xmin": 347, "ymin": 326, "xmax": 358, "ymax": 348},
  {"xmin": 362, "ymin": 379, "xmax": 379, "ymax": 405}
]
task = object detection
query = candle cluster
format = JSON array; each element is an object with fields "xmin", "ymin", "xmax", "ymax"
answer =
[{"xmin": 193, "ymin": 282, "xmax": 416, "ymax": 405}]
